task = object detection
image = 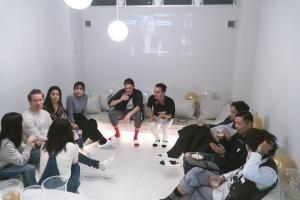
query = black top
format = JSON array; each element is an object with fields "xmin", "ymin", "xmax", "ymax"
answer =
[
  {"xmin": 108, "ymin": 88, "xmax": 143, "ymax": 111},
  {"xmin": 147, "ymin": 95, "xmax": 175, "ymax": 118},
  {"xmin": 214, "ymin": 133, "xmax": 248, "ymax": 173}
]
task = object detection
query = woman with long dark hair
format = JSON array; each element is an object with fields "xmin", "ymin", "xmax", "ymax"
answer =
[
  {"xmin": 66, "ymin": 82, "xmax": 115, "ymax": 147},
  {"xmin": 44, "ymin": 86, "xmax": 114, "ymax": 171},
  {"xmin": 0, "ymin": 112, "xmax": 39, "ymax": 187},
  {"xmin": 38, "ymin": 119, "xmax": 80, "ymax": 192}
]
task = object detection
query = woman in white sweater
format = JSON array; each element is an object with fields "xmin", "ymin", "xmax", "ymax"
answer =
[
  {"xmin": 38, "ymin": 119, "xmax": 80, "ymax": 193},
  {"xmin": 0, "ymin": 112, "xmax": 38, "ymax": 187}
]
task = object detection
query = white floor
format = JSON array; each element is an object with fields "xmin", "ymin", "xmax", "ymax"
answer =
[{"xmin": 79, "ymin": 126, "xmax": 184, "ymax": 200}]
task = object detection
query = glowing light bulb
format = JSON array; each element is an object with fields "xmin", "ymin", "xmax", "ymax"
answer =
[
  {"xmin": 108, "ymin": 20, "xmax": 128, "ymax": 42},
  {"xmin": 64, "ymin": 0, "xmax": 92, "ymax": 10}
]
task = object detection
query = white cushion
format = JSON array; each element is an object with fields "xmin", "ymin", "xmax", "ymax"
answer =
[
  {"xmin": 175, "ymin": 99, "xmax": 195, "ymax": 119},
  {"xmin": 200, "ymin": 99, "xmax": 228, "ymax": 120},
  {"xmin": 215, "ymin": 104, "xmax": 230, "ymax": 122},
  {"xmin": 100, "ymin": 92, "xmax": 115, "ymax": 111},
  {"xmin": 86, "ymin": 95, "xmax": 101, "ymax": 114}
]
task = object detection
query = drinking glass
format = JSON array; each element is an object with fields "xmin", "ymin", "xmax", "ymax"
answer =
[
  {"xmin": 22, "ymin": 185, "xmax": 43, "ymax": 200},
  {"xmin": 41, "ymin": 176, "xmax": 68, "ymax": 200},
  {"xmin": 0, "ymin": 179, "xmax": 22, "ymax": 200}
]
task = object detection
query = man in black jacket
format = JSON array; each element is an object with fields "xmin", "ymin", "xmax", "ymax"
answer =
[
  {"xmin": 159, "ymin": 101, "xmax": 250, "ymax": 166},
  {"xmin": 108, "ymin": 78, "xmax": 143, "ymax": 147},
  {"xmin": 183, "ymin": 111, "xmax": 253, "ymax": 174}
]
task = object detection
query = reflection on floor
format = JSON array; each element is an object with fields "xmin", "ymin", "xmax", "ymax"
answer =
[{"xmin": 79, "ymin": 129, "xmax": 184, "ymax": 200}]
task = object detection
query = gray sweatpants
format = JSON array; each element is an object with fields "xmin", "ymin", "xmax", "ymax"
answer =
[
  {"xmin": 179, "ymin": 167, "xmax": 216, "ymax": 200},
  {"xmin": 108, "ymin": 109, "xmax": 142, "ymax": 128}
]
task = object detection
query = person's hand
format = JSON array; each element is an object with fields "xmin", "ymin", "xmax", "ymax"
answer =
[
  {"xmin": 223, "ymin": 129, "xmax": 232, "ymax": 141},
  {"xmin": 210, "ymin": 143, "xmax": 226, "ymax": 154},
  {"xmin": 120, "ymin": 94, "xmax": 129, "ymax": 101},
  {"xmin": 150, "ymin": 116, "xmax": 156, "ymax": 122},
  {"xmin": 124, "ymin": 113, "xmax": 131, "ymax": 122},
  {"xmin": 256, "ymin": 140, "xmax": 274, "ymax": 155},
  {"xmin": 27, "ymin": 135, "xmax": 37, "ymax": 147},
  {"xmin": 209, "ymin": 175, "xmax": 226, "ymax": 188},
  {"xmin": 158, "ymin": 111, "xmax": 168, "ymax": 119},
  {"xmin": 71, "ymin": 122, "xmax": 78, "ymax": 129}
]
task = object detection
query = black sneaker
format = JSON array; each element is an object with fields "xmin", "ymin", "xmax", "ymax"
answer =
[{"xmin": 160, "ymin": 160, "xmax": 180, "ymax": 167}]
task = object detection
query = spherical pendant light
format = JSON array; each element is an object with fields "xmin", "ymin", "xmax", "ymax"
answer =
[
  {"xmin": 108, "ymin": 20, "xmax": 128, "ymax": 42},
  {"xmin": 64, "ymin": 0, "xmax": 92, "ymax": 10}
]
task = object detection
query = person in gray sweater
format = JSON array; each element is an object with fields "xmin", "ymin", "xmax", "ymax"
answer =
[{"xmin": 0, "ymin": 112, "xmax": 39, "ymax": 187}]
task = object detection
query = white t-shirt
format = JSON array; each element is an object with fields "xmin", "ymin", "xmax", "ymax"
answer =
[
  {"xmin": 39, "ymin": 142, "xmax": 79, "ymax": 179},
  {"xmin": 22, "ymin": 109, "xmax": 52, "ymax": 142}
]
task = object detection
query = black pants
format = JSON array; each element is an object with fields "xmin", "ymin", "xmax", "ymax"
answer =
[
  {"xmin": 73, "ymin": 113, "xmax": 107, "ymax": 145},
  {"xmin": 167, "ymin": 124, "xmax": 214, "ymax": 158}
]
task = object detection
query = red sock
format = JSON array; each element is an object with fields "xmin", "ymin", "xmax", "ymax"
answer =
[
  {"xmin": 134, "ymin": 129, "xmax": 139, "ymax": 140},
  {"xmin": 114, "ymin": 127, "xmax": 120, "ymax": 138}
]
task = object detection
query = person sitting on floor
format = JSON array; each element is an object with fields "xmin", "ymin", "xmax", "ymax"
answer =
[
  {"xmin": 38, "ymin": 119, "xmax": 80, "ymax": 193},
  {"xmin": 0, "ymin": 112, "xmax": 39, "ymax": 187},
  {"xmin": 160, "ymin": 128, "xmax": 278, "ymax": 200},
  {"xmin": 66, "ymin": 82, "xmax": 114, "ymax": 147},
  {"xmin": 148, "ymin": 83, "xmax": 175, "ymax": 148},
  {"xmin": 23, "ymin": 88, "xmax": 114, "ymax": 173},
  {"xmin": 159, "ymin": 101, "xmax": 249, "ymax": 166}
]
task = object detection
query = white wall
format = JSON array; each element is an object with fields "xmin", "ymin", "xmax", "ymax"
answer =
[
  {"xmin": 250, "ymin": 0, "xmax": 300, "ymax": 166},
  {"xmin": 231, "ymin": 0, "xmax": 262, "ymax": 102},
  {"xmin": 81, "ymin": 6, "xmax": 239, "ymax": 99},
  {"xmin": 0, "ymin": 0, "xmax": 76, "ymax": 117}
]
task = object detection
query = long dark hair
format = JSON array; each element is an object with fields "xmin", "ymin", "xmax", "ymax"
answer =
[
  {"xmin": 43, "ymin": 119, "xmax": 74, "ymax": 153},
  {"xmin": 44, "ymin": 86, "xmax": 63, "ymax": 113},
  {"xmin": 0, "ymin": 112, "xmax": 23, "ymax": 148}
]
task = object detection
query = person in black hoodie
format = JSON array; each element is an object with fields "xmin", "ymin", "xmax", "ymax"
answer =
[{"xmin": 159, "ymin": 101, "xmax": 250, "ymax": 166}]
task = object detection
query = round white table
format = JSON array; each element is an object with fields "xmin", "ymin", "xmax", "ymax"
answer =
[{"xmin": 0, "ymin": 189, "xmax": 92, "ymax": 200}]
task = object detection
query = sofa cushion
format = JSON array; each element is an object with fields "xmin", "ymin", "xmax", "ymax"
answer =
[
  {"xmin": 200, "ymin": 99, "xmax": 228, "ymax": 120},
  {"xmin": 100, "ymin": 92, "xmax": 115, "ymax": 111},
  {"xmin": 175, "ymin": 99, "xmax": 195, "ymax": 119},
  {"xmin": 86, "ymin": 95, "xmax": 101, "ymax": 114}
]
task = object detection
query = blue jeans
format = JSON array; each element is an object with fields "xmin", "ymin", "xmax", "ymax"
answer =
[
  {"xmin": 68, "ymin": 163, "xmax": 80, "ymax": 193},
  {"xmin": 0, "ymin": 149, "xmax": 40, "ymax": 187},
  {"xmin": 78, "ymin": 153, "xmax": 99, "ymax": 169}
]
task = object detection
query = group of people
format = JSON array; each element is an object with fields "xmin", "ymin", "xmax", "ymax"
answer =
[
  {"xmin": 0, "ymin": 78, "xmax": 176, "ymax": 193},
  {"xmin": 158, "ymin": 102, "xmax": 279, "ymax": 199},
  {"xmin": 0, "ymin": 77, "xmax": 280, "ymax": 199}
]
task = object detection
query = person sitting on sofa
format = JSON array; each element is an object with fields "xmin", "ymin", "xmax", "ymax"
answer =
[
  {"xmin": 159, "ymin": 128, "xmax": 278, "ymax": 200},
  {"xmin": 108, "ymin": 78, "xmax": 143, "ymax": 147},
  {"xmin": 159, "ymin": 101, "xmax": 249, "ymax": 166},
  {"xmin": 147, "ymin": 83, "xmax": 175, "ymax": 148},
  {"xmin": 0, "ymin": 112, "xmax": 39, "ymax": 187},
  {"xmin": 66, "ymin": 82, "xmax": 113, "ymax": 147},
  {"xmin": 182, "ymin": 111, "xmax": 253, "ymax": 174}
]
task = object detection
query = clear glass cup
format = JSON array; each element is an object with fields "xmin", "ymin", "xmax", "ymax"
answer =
[
  {"xmin": 0, "ymin": 179, "xmax": 22, "ymax": 200},
  {"xmin": 22, "ymin": 185, "xmax": 43, "ymax": 200},
  {"xmin": 216, "ymin": 128, "xmax": 225, "ymax": 140},
  {"xmin": 41, "ymin": 175, "xmax": 68, "ymax": 191},
  {"xmin": 41, "ymin": 176, "xmax": 68, "ymax": 200}
]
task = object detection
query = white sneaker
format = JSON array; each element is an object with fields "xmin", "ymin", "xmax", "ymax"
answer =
[
  {"xmin": 99, "ymin": 156, "xmax": 114, "ymax": 171},
  {"xmin": 160, "ymin": 153, "xmax": 178, "ymax": 161},
  {"xmin": 100, "ymin": 139, "xmax": 116, "ymax": 149}
]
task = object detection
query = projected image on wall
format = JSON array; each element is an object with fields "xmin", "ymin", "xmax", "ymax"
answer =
[{"xmin": 124, "ymin": 13, "xmax": 193, "ymax": 56}]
